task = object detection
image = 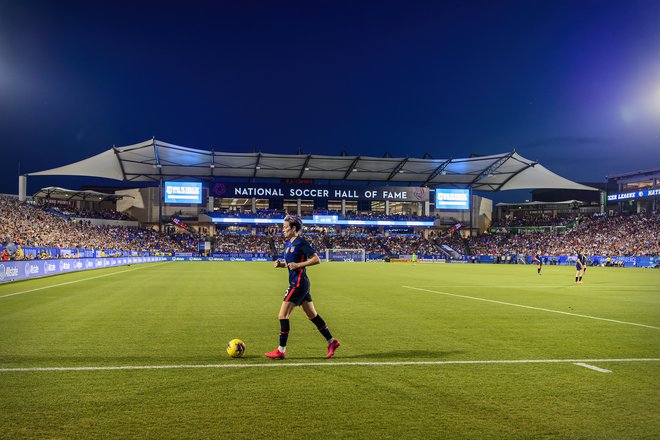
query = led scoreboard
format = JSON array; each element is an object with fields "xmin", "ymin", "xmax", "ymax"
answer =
[
  {"xmin": 435, "ymin": 188, "xmax": 470, "ymax": 210},
  {"xmin": 164, "ymin": 181, "xmax": 203, "ymax": 204}
]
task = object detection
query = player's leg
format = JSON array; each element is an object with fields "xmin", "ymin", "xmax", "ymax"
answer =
[
  {"xmin": 265, "ymin": 300, "xmax": 296, "ymax": 359},
  {"xmin": 301, "ymin": 300, "xmax": 340, "ymax": 359},
  {"xmin": 277, "ymin": 301, "xmax": 296, "ymax": 349}
]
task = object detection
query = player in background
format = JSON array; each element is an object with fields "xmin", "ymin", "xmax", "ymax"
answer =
[
  {"xmin": 532, "ymin": 250, "xmax": 542, "ymax": 276},
  {"xmin": 575, "ymin": 249, "xmax": 585, "ymax": 284},
  {"xmin": 580, "ymin": 252, "xmax": 588, "ymax": 283},
  {"xmin": 265, "ymin": 215, "xmax": 340, "ymax": 360}
]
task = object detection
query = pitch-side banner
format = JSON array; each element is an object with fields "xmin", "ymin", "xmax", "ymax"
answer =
[
  {"xmin": 0, "ymin": 257, "xmax": 166, "ymax": 283},
  {"xmin": 211, "ymin": 182, "xmax": 429, "ymax": 202}
]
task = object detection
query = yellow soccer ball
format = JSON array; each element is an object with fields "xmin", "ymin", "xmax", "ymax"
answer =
[{"xmin": 226, "ymin": 339, "xmax": 246, "ymax": 358}]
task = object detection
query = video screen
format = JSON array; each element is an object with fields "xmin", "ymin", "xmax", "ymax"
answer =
[
  {"xmin": 435, "ymin": 188, "xmax": 469, "ymax": 210},
  {"xmin": 164, "ymin": 181, "xmax": 203, "ymax": 204}
]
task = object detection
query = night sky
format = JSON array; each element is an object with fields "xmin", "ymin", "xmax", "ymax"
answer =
[{"xmin": 1, "ymin": 1, "xmax": 659, "ymax": 200}]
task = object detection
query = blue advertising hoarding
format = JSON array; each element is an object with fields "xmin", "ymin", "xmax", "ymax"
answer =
[
  {"xmin": 209, "ymin": 217, "xmax": 434, "ymax": 227},
  {"xmin": 0, "ymin": 257, "xmax": 166, "ymax": 283},
  {"xmin": 607, "ymin": 188, "xmax": 660, "ymax": 202}
]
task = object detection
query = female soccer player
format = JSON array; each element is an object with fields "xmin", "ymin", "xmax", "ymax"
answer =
[
  {"xmin": 532, "ymin": 250, "xmax": 542, "ymax": 276},
  {"xmin": 265, "ymin": 215, "xmax": 340, "ymax": 360},
  {"xmin": 575, "ymin": 249, "xmax": 585, "ymax": 283}
]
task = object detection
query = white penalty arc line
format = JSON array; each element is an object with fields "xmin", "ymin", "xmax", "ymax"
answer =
[
  {"xmin": 0, "ymin": 358, "xmax": 658, "ymax": 373},
  {"xmin": 402, "ymin": 285, "xmax": 660, "ymax": 330},
  {"xmin": 0, "ymin": 262, "xmax": 170, "ymax": 299}
]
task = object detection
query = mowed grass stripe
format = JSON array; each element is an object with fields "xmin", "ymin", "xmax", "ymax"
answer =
[
  {"xmin": 1, "ymin": 357, "xmax": 659, "ymax": 373},
  {"xmin": 1, "ymin": 263, "xmax": 659, "ymax": 439},
  {"xmin": 402, "ymin": 285, "xmax": 660, "ymax": 330},
  {"xmin": 0, "ymin": 262, "xmax": 170, "ymax": 299}
]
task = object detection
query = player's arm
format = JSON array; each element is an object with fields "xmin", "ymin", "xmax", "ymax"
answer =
[
  {"xmin": 274, "ymin": 259, "xmax": 286, "ymax": 268},
  {"xmin": 287, "ymin": 253, "xmax": 321, "ymax": 270}
]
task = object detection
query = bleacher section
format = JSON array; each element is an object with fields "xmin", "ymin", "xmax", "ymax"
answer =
[{"xmin": 2, "ymin": 196, "xmax": 658, "ymax": 273}]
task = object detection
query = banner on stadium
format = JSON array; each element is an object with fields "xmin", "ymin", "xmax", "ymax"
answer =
[
  {"xmin": 607, "ymin": 188, "xmax": 660, "ymax": 202},
  {"xmin": 211, "ymin": 182, "xmax": 429, "ymax": 202},
  {"xmin": 0, "ymin": 257, "xmax": 166, "ymax": 283}
]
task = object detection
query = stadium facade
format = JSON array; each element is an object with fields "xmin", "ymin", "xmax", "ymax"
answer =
[
  {"xmin": 21, "ymin": 138, "xmax": 597, "ymax": 237},
  {"xmin": 606, "ymin": 168, "xmax": 660, "ymax": 214},
  {"xmin": 2, "ymin": 141, "xmax": 657, "ymax": 283}
]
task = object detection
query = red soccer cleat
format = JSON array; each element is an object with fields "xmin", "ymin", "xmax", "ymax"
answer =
[
  {"xmin": 326, "ymin": 339, "xmax": 340, "ymax": 359},
  {"xmin": 264, "ymin": 348, "xmax": 286, "ymax": 360}
]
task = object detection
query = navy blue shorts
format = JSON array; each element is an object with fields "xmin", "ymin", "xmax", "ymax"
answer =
[{"xmin": 283, "ymin": 279, "xmax": 312, "ymax": 305}]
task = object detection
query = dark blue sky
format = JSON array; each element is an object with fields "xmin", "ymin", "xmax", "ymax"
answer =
[{"xmin": 1, "ymin": 0, "xmax": 659, "ymax": 199}]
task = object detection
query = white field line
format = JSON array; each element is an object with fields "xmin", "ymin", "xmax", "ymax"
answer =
[
  {"xmin": 574, "ymin": 363, "xmax": 612, "ymax": 373},
  {"xmin": 412, "ymin": 285, "xmax": 657, "ymax": 289},
  {"xmin": 0, "ymin": 263, "xmax": 169, "ymax": 299},
  {"xmin": 402, "ymin": 285, "xmax": 660, "ymax": 330},
  {"xmin": 0, "ymin": 358, "xmax": 658, "ymax": 373}
]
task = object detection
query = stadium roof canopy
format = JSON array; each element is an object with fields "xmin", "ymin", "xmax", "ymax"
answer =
[
  {"xmin": 32, "ymin": 186, "xmax": 134, "ymax": 202},
  {"xmin": 27, "ymin": 139, "xmax": 597, "ymax": 192}
]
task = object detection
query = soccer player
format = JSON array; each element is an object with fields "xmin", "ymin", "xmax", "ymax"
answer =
[
  {"xmin": 265, "ymin": 215, "xmax": 340, "ymax": 360},
  {"xmin": 580, "ymin": 252, "xmax": 588, "ymax": 283},
  {"xmin": 532, "ymin": 250, "xmax": 542, "ymax": 276},
  {"xmin": 575, "ymin": 249, "xmax": 585, "ymax": 284}
]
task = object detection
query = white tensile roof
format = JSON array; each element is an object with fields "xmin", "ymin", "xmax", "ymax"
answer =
[
  {"xmin": 27, "ymin": 139, "xmax": 598, "ymax": 192},
  {"xmin": 32, "ymin": 187, "xmax": 134, "ymax": 201}
]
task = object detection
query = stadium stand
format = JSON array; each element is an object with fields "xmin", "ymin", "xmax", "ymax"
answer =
[{"xmin": 2, "ymin": 193, "xmax": 658, "ymax": 266}]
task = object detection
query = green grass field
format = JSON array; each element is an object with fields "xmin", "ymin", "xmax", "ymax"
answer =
[{"xmin": 1, "ymin": 262, "xmax": 659, "ymax": 439}]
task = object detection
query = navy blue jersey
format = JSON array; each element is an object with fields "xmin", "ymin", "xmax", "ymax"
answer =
[
  {"xmin": 284, "ymin": 236, "xmax": 316, "ymax": 285},
  {"xmin": 576, "ymin": 253, "xmax": 585, "ymax": 269}
]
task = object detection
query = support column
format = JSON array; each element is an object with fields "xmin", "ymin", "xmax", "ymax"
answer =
[
  {"xmin": 18, "ymin": 175, "xmax": 27, "ymax": 201},
  {"xmin": 252, "ymin": 198, "xmax": 257, "ymax": 213},
  {"xmin": 385, "ymin": 200, "xmax": 390, "ymax": 215},
  {"xmin": 468, "ymin": 188, "xmax": 473, "ymax": 237},
  {"xmin": 158, "ymin": 178, "xmax": 163, "ymax": 233},
  {"xmin": 424, "ymin": 200, "xmax": 430, "ymax": 216},
  {"xmin": 207, "ymin": 196, "xmax": 214, "ymax": 213},
  {"xmin": 297, "ymin": 199, "xmax": 301, "ymax": 216},
  {"xmin": 341, "ymin": 200, "xmax": 346, "ymax": 215}
]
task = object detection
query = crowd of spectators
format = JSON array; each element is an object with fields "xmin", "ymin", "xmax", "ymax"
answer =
[
  {"xmin": 466, "ymin": 212, "xmax": 660, "ymax": 257},
  {"xmin": 491, "ymin": 212, "xmax": 579, "ymax": 228},
  {"xmin": 2, "ymin": 195, "xmax": 657, "ymax": 260},
  {"xmin": 0, "ymin": 196, "xmax": 195, "ymax": 258},
  {"xmin": 41, "ymin": 202, "xmax": 134, "ymax": 221},
  {"xmin": 312, "ymin": 209, "xmax": 435, "ymax": 221},
  {"xmin": 206, "ymin": 208, "xmax": 286, "ymax": 219},
  {"xmin": 206, "ymin": 208, "xmax": 435, "ymax": 222}
]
